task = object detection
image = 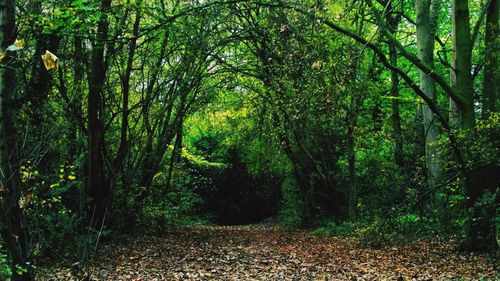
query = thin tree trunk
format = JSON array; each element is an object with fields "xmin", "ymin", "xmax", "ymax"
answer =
[
  {"xmin": 449, "ymin": 1, "xmax": 461, "ymax": 127},
  {"xmin": 347, "ymin": 113, "xmax": 356, "ymax": 220},
  {"xmin": 113, "ymin": 5, "xmax": 141, "ymax": 179},
  {"xmin": 416, "ymin": 0, "xmax": 443, "ymax": 188},
  {"xmin": 449, "ymin": 49, "xmax": 460, "ymax": 127},
  {"xmin": 390, "ymin": 46, "xmax": 404, "ymax": 169},
  {"xmin": 68, "ymin": 36, "xmax": 85, "ymax": 162},
  {"xmin": 346, "ymin": 50, "xmax": 363, "ymax": 221},
  {"xmin": 387, "ymin": 6, "xmax": 404, "ymax": 169},
  {"xmin": 482, "ymin": 0, "xmax": 499, "ymax": 117},
  {"xmin": 165, "ymin": 125, "xmax": 183, "ymax": 193}
]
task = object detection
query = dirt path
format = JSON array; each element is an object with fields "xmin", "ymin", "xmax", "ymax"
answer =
[{"xmin": 38, "ymin": 225, "xmax": 498, "ymax": 280}]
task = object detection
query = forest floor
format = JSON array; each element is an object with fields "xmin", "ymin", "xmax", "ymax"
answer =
[{"xmin": 37, "ymin": 224, "xmax": 498, "ymax": 280}]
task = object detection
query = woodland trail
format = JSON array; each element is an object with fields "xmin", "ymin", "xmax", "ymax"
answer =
[{"xmin": 38, "ymin": 224, "xmax": 498, "ymax": 280}]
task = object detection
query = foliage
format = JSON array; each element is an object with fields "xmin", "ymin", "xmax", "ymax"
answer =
[
  {"xmin": 18, "ymin": 164, "xmax": 86, "ymax": 259},
  {"xmin": 279, "ymin": 177, "xmax": 304, "ymax": 229},
  {"xmin": 313, "ymin": 221, "xmax": 356, "ymax": 237},
  {"xmin": 138, "ymin": 167, "xmax": 211, "ymax": 232},
  {"xmin": 0, "ymin": 239, "xmax": 29, "ymax": 280},
  {"xmin": 0, "ymin": 240, "xmax": 12, "ymax": 280},
  {"xmin": 0, "ymin": 0, "xmax": 499, "ymax": 278}
]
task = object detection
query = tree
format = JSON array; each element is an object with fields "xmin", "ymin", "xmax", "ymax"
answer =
[
  {"xmin": 482, "ymin": 0, "xmax": 499, "ymax": 117},
  {"xmin": 416, "ymin": 0, "xmax": 443, "ymax": 189},
  {"xmin": 452, "ymin": 0, "xmax": 475, "ymax": 130},
  {"xmin": 385, "ymin": 1, "xmax": 405, "ymax": 170},
  {"xmin": 87, "ymin": 0, "xmax": 112, "ymax": 226},
  {"xmin": 260, "ymin": 0, "xmax": 495, "ymax": 250},
  {"xmin": 0, "ymin": 0, "xmax": 33, "ymax": 279}
]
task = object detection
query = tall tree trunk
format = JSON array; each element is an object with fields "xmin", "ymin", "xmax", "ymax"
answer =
[
  {"xmin": 452, "ymin": 0, "xmax": 495, "ymax": 251},
  {"xmin": 346, "ymin": 112, "xmax": 356, "ymax": 220},
  {"xmin": 68, "ymin": 36, "xmax": 85, "ymax": 163},
  {"xmin": 449, "ymin": 1, "xmax": 462, "ymax": 128},
  {"xmin": 453, "ymin": 0, "xmax": 475, "ymax": 130},
  {"xmin": 0, "ymin": 0, "xmax": 33, "ymax": 279},
  {"xmin": 449, "ymin": 48, "xmax": 460, "ymax": 127},
  {"xmin": 416, "ymin": 0, "xmax": 443, "ymax": 188},
  {"xmin": 87, "ymin": 0, "xmax": 112, "ymax": 226},
  {"xmin": 482, "ymin": 0, "xmax": 499, "ymax": 117},
  {"xmin": 165, "ymin": 125, "xmax": 183, "ymax": 193},
  {"xmin": 389, "ymin": 45, "xmax": 404, "ymax": 169},
  {"xmin": 386, "ymin": 6, "xmax": 404, "ymax": 169},
  {"xmin": 346, "ymin": 49, "xmax": 364, "ymax": 221}
]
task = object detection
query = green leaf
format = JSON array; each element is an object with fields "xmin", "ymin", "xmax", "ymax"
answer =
[{"xmin": 6, "ymin": 44, "xmax": 23, "ymax": 51}]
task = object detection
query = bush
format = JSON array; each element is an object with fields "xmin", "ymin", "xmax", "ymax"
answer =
[
  {"xmin": 358, "ymin": 211, "xmax": 450, "ymax": 248},
  {"xmin": 357, "ymin": 218, "xmax": 394, "ymax": 248},
  {"xmin": 139, "ymin": 202, "xmax": 209, "ymax": 233},
  {"xmin": 138, "ymin": 182, "xmax": 209, "ymax": 232},
  {"xmin": 313, "ymin": 221, "xmax": 356, "ymax": 237},
  {"xmin": 0, "ymin": 240, "xmax": 12, "ymax": 281},
  {"xmin": 20, "ymin": 163, "xmax": 87, "ymax": 259},
  {"xmin": 30, "ymin": 206, "xmax": 82, "ymax": 257},
  {"xmin": 279, "ymin": 177, "xmax": 304, "ymax": 228}
]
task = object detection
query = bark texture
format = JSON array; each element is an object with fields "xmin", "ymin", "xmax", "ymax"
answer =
[
  {"xmin": 482, "ymin": 0, "xmax": 499, "ymax": 117},
  {"xmin": 0, "ymin": 0, "xmax": 33, "ymax": 279},
  {"xmin": 416, "ymin": 0, "xmax": 443, "ymax": 188},
  {"xmin": 87, "ymin": 0, "xmax": 112, "ymax": 225}
]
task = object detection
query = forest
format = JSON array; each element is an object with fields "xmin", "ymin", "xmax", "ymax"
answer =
[{"xmin": 0, "ymin": 0, "xmax": 499, "ymax": 280}]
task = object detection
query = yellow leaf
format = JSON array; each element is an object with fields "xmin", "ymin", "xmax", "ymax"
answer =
[
  {"xmin": 41, "ymin": 50, "xmax": 59, "ymax": 70},
  {"xmin": 68, "ymin": 175, "xmax": 76, "ymax": 181},
  {"xmin": 312, "ymin": 61, "xmax": 323, "ymax": 69},
  {"xmin": 14, "ymin": 39, "xmax": 26, "ymax": 48},
  {"xmin": 0, "ymin": 52, "xmax": 5, "ymax": 60}
]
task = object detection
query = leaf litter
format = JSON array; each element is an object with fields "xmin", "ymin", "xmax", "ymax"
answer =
[{"xmin": 37, "ymin": 224, "xmax": 498, "ymax": 280}]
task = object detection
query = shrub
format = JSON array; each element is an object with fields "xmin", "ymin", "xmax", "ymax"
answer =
[
  {"xmin": 279, "ymin": 177, "xmax": 304, "ymax": 229},
  {"xmin": 313, "ymin": 221, "xmax": 356, "ymax": 237},
  {"xmin": 20, "ymin": 163, "xmax": 87, "ymax": 259},
  {"xmin": 138, "ymin": 184, "xmax": 209, "ymax": 232},
  {"xmin": 0, "ymin": 240, "xmax": 12, "ymax": 281}
]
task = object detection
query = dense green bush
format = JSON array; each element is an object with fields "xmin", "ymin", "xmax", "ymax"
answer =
[
  {"xmin": 279, "ymin": 177, "xmax": 304, "ymax": 229},
  {"xmin": 136, "ymin": 151, "xmax": 217, "ymax": 232},
  {"xmin": 138, "ymin": 186, "xmax": 208, "ymax": 232},
  {"xmin": 357, "ymin": 209, "xmax": 462, "ymax": 248},
  {"xmin": 30, "ymin": 205, "xmax": 82, "ymax": 258},
  {"xmin": 0, "ymin": 238, "xmax": 28, "ymax": 280},
  {"xmin": 18, "ymin": 163, "xmax": 89, "ymax": 260},
  {"xmin": 313, "ymin": 221, "xmax": 356, "ymax": 237},
  {"xmin": 0, "ymin": 240, "xmax": 12, "ymax": 281}
]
